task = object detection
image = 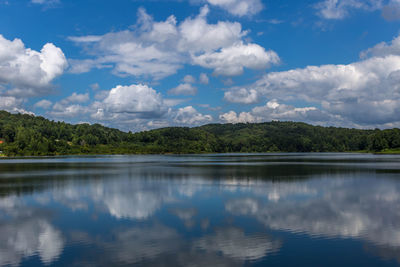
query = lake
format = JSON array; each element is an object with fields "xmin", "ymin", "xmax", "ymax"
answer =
[{"xmin": 1, "ymin": 153, "xmax": 400, "ymax": 266}]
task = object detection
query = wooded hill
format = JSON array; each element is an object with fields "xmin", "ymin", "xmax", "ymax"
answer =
[{"xmin": 0, "ymin": 110, "xmax": 399, "ymax": 156}]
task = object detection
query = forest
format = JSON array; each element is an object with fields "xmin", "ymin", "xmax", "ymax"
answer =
[{"xmin": 0, "ymin": 110, "xmax": 399, "ymax": 156}]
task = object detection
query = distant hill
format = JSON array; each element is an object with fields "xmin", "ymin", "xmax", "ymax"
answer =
[{"xmin": 0, "ymin": 110, "xmax": 399, "ymax": 156}]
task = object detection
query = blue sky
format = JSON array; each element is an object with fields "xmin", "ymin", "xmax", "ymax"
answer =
[{"xmin": 1, "ymin": 0, "xmax": 400, "ymax": 131}]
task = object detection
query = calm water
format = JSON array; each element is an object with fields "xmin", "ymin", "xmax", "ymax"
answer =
[{"xmin": 1, "ymin": 153, "xmax": 400, "ymax": 266}]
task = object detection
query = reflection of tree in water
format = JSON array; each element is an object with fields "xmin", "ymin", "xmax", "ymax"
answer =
[{"xmin": 2, "ymin": 154, "xmax": 398, "ymax": 198}]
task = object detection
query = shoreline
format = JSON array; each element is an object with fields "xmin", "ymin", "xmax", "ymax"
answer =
[{"xmin": 1, "ymin": 150, "xmax": 400, "ymax": 159}]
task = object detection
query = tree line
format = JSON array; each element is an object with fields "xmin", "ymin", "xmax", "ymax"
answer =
[{"xmin": 0, "ymin": 110, "xmax": 399, "ymax": 156}]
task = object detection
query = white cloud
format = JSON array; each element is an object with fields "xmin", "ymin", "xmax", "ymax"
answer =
[
  {"xmin": 224, "ymin": 34, "xmax": 400, "ymax": 127},
  {"xmin": 102, "ymin": 84, "xmax": 165, "ymax": 116},
  {"xmin": 0, "ymin": 96, "xmax": 33, "ymax": 115},
  {"xmin": 68, "ymin": 59, "xmax": 102, "ymax": 74},
  {"xmin": 382, "ymin": 0, "xmax": 400, "ymax": 21},
  {"xmin": 39, "ymin": 82, "xmax": 211, "ymax": 131},
  {"xmin": 173, "ymin": 106, "xmax": 212, "ymax": 125},
  {"xmin": 90, "ymin": 83, "xmax": 100, "ymax": 91},
  {"xmin": 220, "ymin": 100, "xmax": 328, "ymax": 124},
  {"xmin": 94, "ymin": 90, "xmax": 109, "ymax": 101},
  {"xmin": 251, "ymin": 100, "xmax": 329, "ymax": 123},
  {"xmin": 199, "ymin": 73, "xmax": 209, "ymax": 84},
  {"xmin": 88, "ymin": 84, "xmax": 170, "ymax": 129},
  {"xmin": 360, "ymin": 34, "xmax": 400, "ymax": 58},
  {"xmin": 193, "ymin": 42, "xmax": 280, "ymax": 76},
  {"xmin": 315, "ymin": 0, "xmax": 384, "ymax": 19},
  {"xmin": 0, "ymin": 34, "xmax": 67, "ymax": 96},
  {"xmin": 67, "ymin": 35, "xmax": 102, "ymax": 43},
  {"xmin": 163, "ymin": 98, "xmax": 187, "ymax": 107},
  {"xmin": 50, "ymin": 103, "xmax": 89, "ymax": 118},
  {"xmin": 168, "ymin": 83, "xmax": 198, "ymax": 95},
  {"xmin": 219, "ymin": 110, "xmax": 256, "ymax": 123},
  {"xmin": 0, "ymin": 96, "xmax": 23, "ymax": 111},
  {"xmin": 69, "ymin": 6, "xmax": 278, "ymax": 79},
  {"xmin": 183, "ymin": 74, "xmax": 196, "ymax": 83},
  {"xmin": 64, "ymin": 92, "xmax": 89, "ymax": 104},
  {"xmin": 178, "ymin": 6, "xmax": 245, "ymax": 53},
  {"xmin": 47, "ymin": 93, "xmax": 91, "ymax": 118},
  {"xmin": 34, "ymin": 99, "xmax": 52, "ymax": 109},
  {"xmin": 224, "ymin": 88, "xmax": 259, "ymax": 104},
  {"xmin": 206, "ymin": 0, "xmax": 263, "ymax": 17},
  {"xmin": 69, "ymin": 9, "xmax": 182, "ymax": 79}
]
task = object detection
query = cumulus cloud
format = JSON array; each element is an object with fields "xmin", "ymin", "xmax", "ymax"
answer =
[
  {"xmin": 315, "ymin": 0, "xmax": 384, "ymax": 19},
  {"xmin": 193, "ymin": 42, "xmax": 280, "ymax": 76},
  {"xmin": 101, "ymin": 84, "xmax": 166, "ymax": 117},
  {"xmin": 0, "ymin": 96, "xmax": 24, "ymax": 111},
  {"xmin": 223, "ymin": 34, "xmax": 400, "ymax": 127},
  {"xmin": 40, "ymin": 82, "xmax": 213, "ymax": 131},
  {"xmin": 224, "ymin": 88, "xmax": 259, "ymax": 104},
  {"xmin": 220, "ymin": 100, "xmax": 328, "ymax": 124},
  {"xmin": 86, "ymin": 84, "xmax": 176, "ymax": 130},
  {"xmin": 46, "ymin": 93, "xmax": 91, "ymax": 118},
  {"xmin": 205, "ymin": 0, "xmax": 264, "ymax": 17},
  {"xmin": 168, "ymin": 83, "xmax": 198, "ymax": 95},
  {"xmin": 178, "ymin": 6, "xmax": 244, "ymax": 53},
  {"xmin": 173, "ymin": 106, "xmax": 213, "ymax": 125},
  {"xmin": 199, "ymin": 73, "xmax": 209, "ymax": 84},
  {"xmin": 69, "ymin": 9, "xmax": 182, "ymax": 79},
  {"xmin": 69, "ymin": 6, "xmax": 278, "ymax": 79},
  {"xmin": 34, "ymin": 99, "xmax": 52, "ymax": 109},
  {"xmin": 64, "ymin": 92, "xmax": 89, "ymax": 103},
  {"xmin": 360, "ymin": 34, "xmax": 400, "ymax": 58},
  {"xmin": 49, "ymin": 103, "xmax": 89, "ymax": 118},
  {"xmin": 219, "ymin": 110, "xmax": 256, "ymax": 123},
  {"xmin": 90, "ymin": 83, "xmax": 100, "ymax": 91},
  {"xmin": 0, "ymin": 34, "xmax": 67, "ymax": 96},
  {"xmin": 382, "ymin": 0, "xmax": 400, "ymax": 20},
  {"xmin": 183, "ymin": 74, "xmax": 196, "ymax": 83},
  {"xmin": 0, "ymin": 96, "xmax": 34, "ymax": 115},
  {"xmin": 251, "ymin": 100, "xmax": 328, "ymax": 122}
]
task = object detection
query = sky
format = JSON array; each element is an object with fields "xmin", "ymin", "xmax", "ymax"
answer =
[{"xmin": 1, "ymin": 0, "xmax": 400, "ymax": 131}]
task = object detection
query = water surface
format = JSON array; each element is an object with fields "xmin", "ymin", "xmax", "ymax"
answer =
[{"xmin": 1, "ymin": 153, "xmax": 400, "ymax": 266}]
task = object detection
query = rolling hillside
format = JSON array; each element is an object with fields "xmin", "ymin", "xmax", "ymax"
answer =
[{"xmin": 0, "ymin": 110, "xmax": 399, "ymax": 156}]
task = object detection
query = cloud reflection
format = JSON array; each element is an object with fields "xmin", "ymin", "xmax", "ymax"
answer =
[
  {"xmin": 194, "ymin": 227, "xmax": 281, "ymax": 261},
  {"xmin": 226, "ymin": 177, "xmax": 400, "ymax": 249},
  {"xmin": 0, "ymin": 197, "xmax": 64, "ymax": 266}
]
